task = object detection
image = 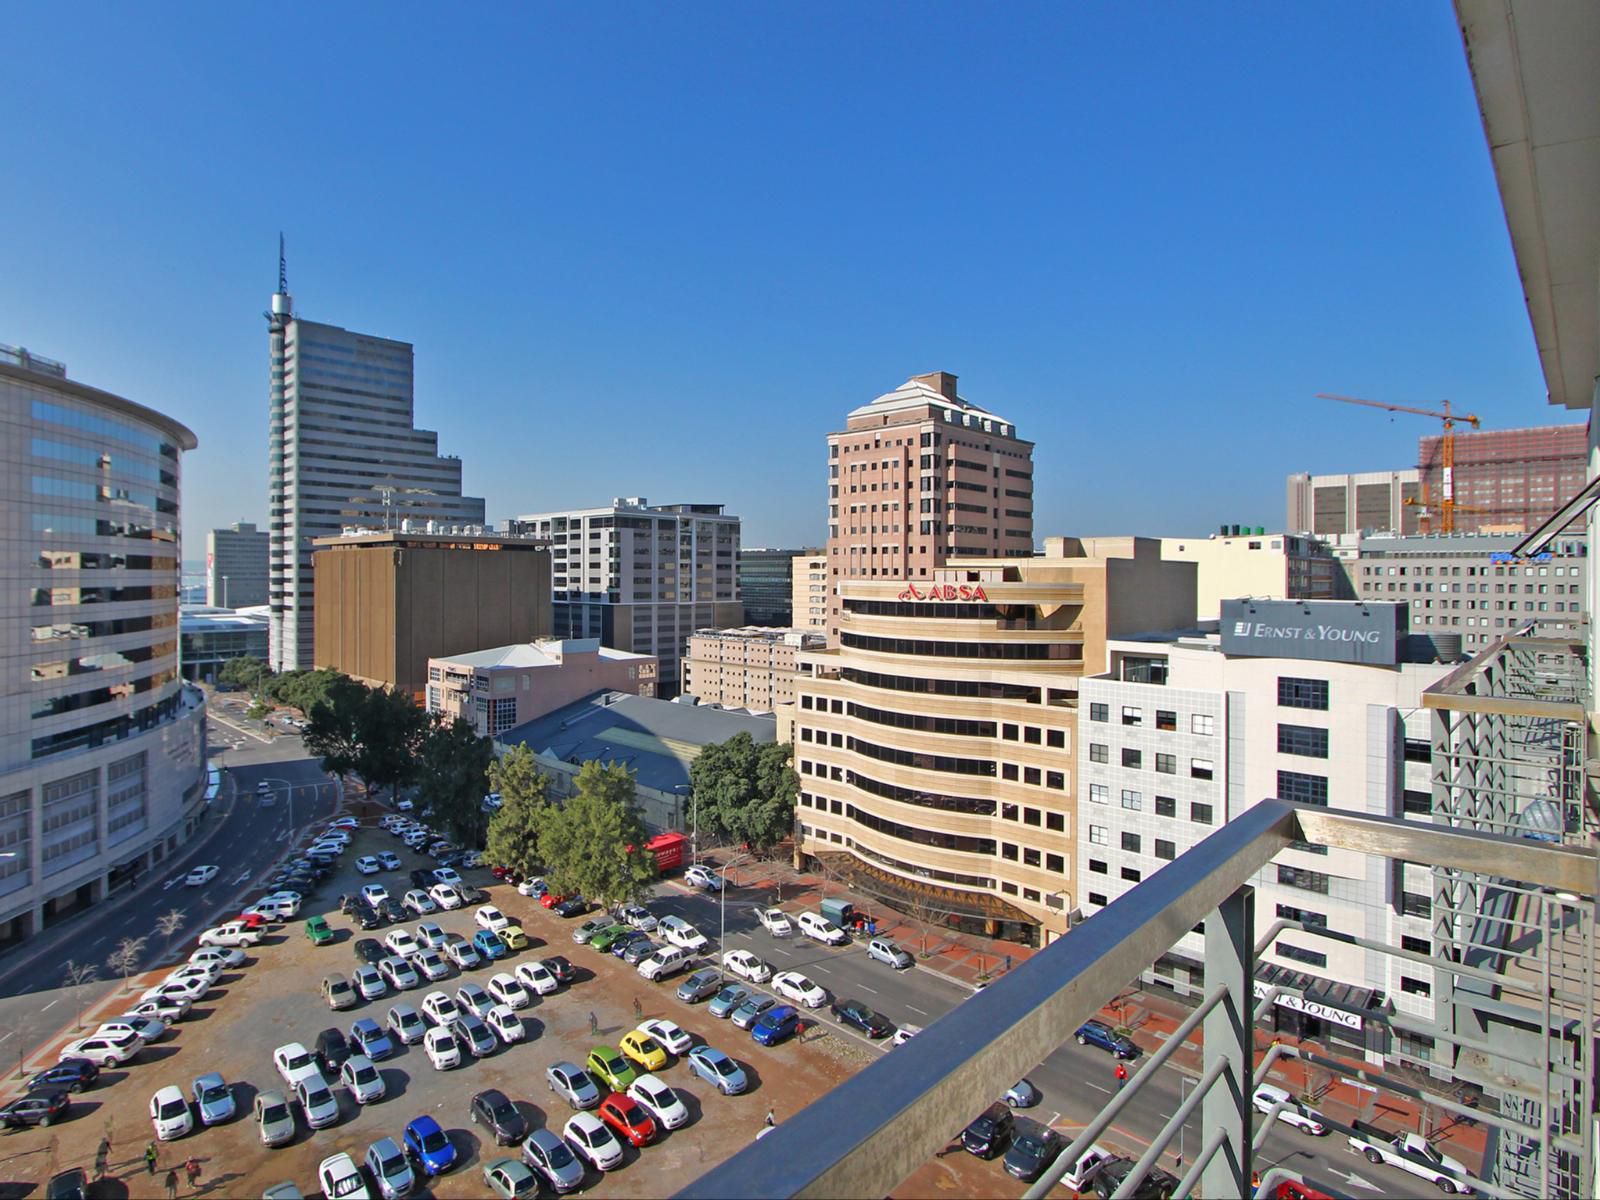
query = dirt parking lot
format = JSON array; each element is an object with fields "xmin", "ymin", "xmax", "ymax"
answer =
[{"xmin": 0, "ymin": 821, "xmax": 861, "ymax": 1198}]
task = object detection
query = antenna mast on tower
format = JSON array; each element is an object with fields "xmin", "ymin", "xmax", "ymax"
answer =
[{"xmin": 278, "ymin": 233, "xmax": 288, "ymax": 295}]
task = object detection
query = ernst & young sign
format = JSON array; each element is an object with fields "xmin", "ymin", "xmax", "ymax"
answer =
[{"xmin": 1220, "ymin": 599, "xmax": 1402, "ymax": 666}]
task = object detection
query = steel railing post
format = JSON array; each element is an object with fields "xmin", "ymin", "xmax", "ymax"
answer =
[{"xmin": 1201, "ymin": 885, "xmax": 1254, "ymax": 1200}]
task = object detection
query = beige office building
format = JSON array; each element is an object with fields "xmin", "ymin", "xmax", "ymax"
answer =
[
  {"xmin": 823, "ymin": 372, "xmax": 1034, "ymax": 640},
  {"xmin": 426, "ymin": 638, "xmax": 657, "ymax": 737},
  {"xmin": 683, "ymin": 627, "xmax": 825, "ymax": 714},
  {"xmin": 792, "ymin": 552, "xmax": 828, "ymax": 632},
  {"xmin": 790, "ymin": 536, "xmax": 1195, "ymax": 947},
  {"xmin": 1159, "ymin": 531, "xmax": 1348, "ymax": 618}
]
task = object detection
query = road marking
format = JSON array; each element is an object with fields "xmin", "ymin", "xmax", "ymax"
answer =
[
  {"xmin": 813, "ymin": 965, "xmax": 832, "ymax": 975},
  {"xmin": 858, "ymin": 984, "xmax": 878, "ymax": 994},
  {"xmin": 0, "ymin": 1033, "xmax": 13, "ymax": 1044},
  {"xmin": 39, "ymin": 1000, "xmax": 57, "ymax": 1012},
  {"xmin": 1085, "ymin": 1080, "xmax": 1111, "ymax": 1093},
  {"xmin": 232, "ymin": 871, "xmax": 252, "ymax": 885},
  {"xmin": 906, "ymin": 1004, "xmax": 927, "ymax": 1015},
  {"xmin": 771, "ymin": 946, "xmax": 792, "ymax": 956}
]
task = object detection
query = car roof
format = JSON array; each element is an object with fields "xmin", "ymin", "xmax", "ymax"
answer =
[{"xmin": 407, "ymin": 1114, "xmax": 443, "ymax": 1134}]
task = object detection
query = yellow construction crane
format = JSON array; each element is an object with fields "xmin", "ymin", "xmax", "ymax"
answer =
[{"xmin": 1316, "ymin": 393, "xmax": 1483, "ymax": 533}]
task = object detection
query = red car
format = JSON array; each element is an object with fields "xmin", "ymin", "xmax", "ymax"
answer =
[
  {"xmin": 597, "ymin": 1092, "xmax": 656, "ymax": 1147},
  {"xmin": 541, "ymin": 893, "xmax": 565, "ymax": 910},
  {"xmin": 235, "ymin": 911, "xmax": 269, "ymax": 930},
  {"xmin": 490, "ymin": 865, "xmax": 515, "ymax": 881}
]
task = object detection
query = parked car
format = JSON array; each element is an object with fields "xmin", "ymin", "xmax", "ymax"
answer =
[
  {"xmin": 191, "ymin": 1072, "xmax": 236, "ymax": 1125},
  {"xmin": 1005, "ymin": 1078, "xmax": 1042, "ymax": 1108},
  {"xmin": 722, "ymin": 949, "xmax": 773, "ymax": 983},
  {"xmin": 962, "ymin": 1101, "xmax": 1014, "ymax": 1158},
  {"xmin": 482, "ymin": 1157, "xmax": 540, "ymax": 1200},
  {"xmin": 475, "ymin": 905, "xmax": 511, "ymax": 932},
  {"xmin": 730, "ymin": 993, "xmax": 777, "ymax": 1031},
  {"xmin": 149, "ymin": 1084, "xmax": 194, "ymax": 1140},
  {"xmin": 709, "ymin": 984, "xmax": 752, "ymax": 1019},
  {"xmin": 545, "ymin": 1061, "xmax": 601, "ymax": 1110},
  {"xmin": 487, "ymin": 973, "xmax": 530, "ymax": 1010},
  {"xmin": 684, "ymin": 864, "xmax": 722, "ymax": 891},
  {"xmin": 1253, "ymin": 1084, "xmax": 1329, "ymax": 1135},
  {"xmin": 867, "ymin": 937, "xmax": 913, "ymax": 969},
  {"xmin": 752, "ymin": 1004, "xmax": 801, "ymax": 1046},
  {"xmin": 1005, "ymin": 1126, "xmax": 1064, "ymax": 1182},
  {"xmin": 542, "ymin": 955, "xmax": 578, "ymax": 983},
  {"xmin": 184, "ymin": 865, "xmax": 219, "ymax": 887},
  {"xmin": 349, "ymin": 1017, "xmax": 396, "ymax": 1061},
  {"xmin": 28, "ymin": 1059, "xmax": 97, "ymax": 1094},
  {"xmin": 597, "ymin": 1091, "xmax": 657, "ymax": 1147},
  {"xmin": 317, "ymin": 1152, "xmax": 366, "ymax": 1200},
  {"xmin": 0, "ymin": 1090, "xmax": 69, "ymax": 1129},
  {"xmin": 295, "ymin": 1073, "xmax": 340, "ymax": 1129},
  {"xmin": 451, "ymin": 1014, "xmax": 498, "ymax": 1058},
  {"xmin": 404, "ymin": 1113, "xmax": 458, "ymax": 1175},
  {"xmin": 442, "ymin": 935, "xmax": 481, "ymax": 970},
  {"xmin": 585, "ymin": 1046, "xmax": 637, "ymax": 1091},
  {"xmin": 830, "ymin": 998, "xmax": 891, "ymax": 1037},
  {"xmin": 628, "ymin": 1073, "xmax": 689, "ymax": 1130},
  {"xmin": 485, "ymin": 1004, "xmax": 525, "ymax": 1045},
  {"xmin": 408, "ymin": 949, "xmax": 451, "ymax": 982},
  {"xmin": 456, "ymin": 983, "xmax": 493, "ymax": 1019},
  {"xmin": 273, "ymin": 1042, "xmax": 320, "ymax": 1090},
  {"xmin": 1075, "ymin": 1020, "xmax": 1139, "ymax": 1059},
  {"xmin": 470, "ymin": 1087, "xmax": 529, "ymax": 1145},
  {"xmin": 353, "ymin": 938, "xmax": 386, "ymax": 966},
  {"xmin": 622, "ymin": 936, "xmax": 660, "ymax": 965},
  {"xmin": 424, "ymin": 1027, "xmax": 461, "ymax": 1071},
  {"xmin": 514, "ymin": 961, "xmax": 559, "ymax": 995},
  {"xmin": 305, "ymin": 916, "xmax": 334, "ymax": 945},
  {"xmin": 553, "ymin": 896, "xmax": 590, "ymax": 918},
  {"xmin": 421, "ymin": 990, "xmax": 462, "ymax": 1027},
  {"xmin": 687, "ymin": 1045, "xmax": 749, "ymax": 1095},
  {"xmin": 756, "ymin": 907, "xmax": 793, "ymax": 936},
  {"xmin": 474, "ymin": 929, "xmax": 508, "ymax": 961},
  {"xmin": 659, "ymin": 915, "xmax": 709, "ymax": 951},
  {"xmin": 321, "ymin": 973, "xmax": 357, "ymax": 1011},
  {"xmin": 772, "ymin": 970, "xmax": 828, "ymax": 1008},
  {"xmin": 341, "ymin": 1054, "xmax": 386, "ymax": 1105},
  {"xmin": 563, "ymin": 1112, "xmax": 623, "ymax": 1172},
  {"xmin": 364, "ymin": 1136, "xmax": 416, "ymax": 1200},
  {"xmin": 621, "ymin": 904, "xmax": 657, "ymax": 931},
  {"xmin": 797, "ymin": 912, "xmax": 849, "ymax": 946},
  {"xmin": 589, "ymin": 924, "xmax": 634, "ymax": 954},
  {"xmin": 254, "ymin": 1089, "xmax": 295, "ymax": 1148},
  {"xmin": 386, "ymin": 1004, "xmax": 427, "ymax": 1045},
  {"xmin": 619, "ymin": 1029, "xmax": 670, "ymax": 1071},
  {"xmin": 677, "ymin": 967, "xmax": 724, "ymax": 1003},
  {"xmin": 353, "ymin": 964, "xmax": 387, "ymax": 1002},
  {"xmin": 315, "ymin": 1027, "xmax": 352, "ymax": 1074}
]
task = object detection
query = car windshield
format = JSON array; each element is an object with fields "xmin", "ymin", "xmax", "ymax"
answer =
[
  {"xmin": 1015, "ymin": 1134, "xmax": 1046, "ymax": 1155},
  {"xmin": 420, "ymin": 1129, "xmax": 447, "ymax": 1152},
  {"xmin": 625, "ymin": 1106, "xmax": 650, "ymax": 1127},
  {"xmin": 378, "ymin": 1152, "xmax": 406, "ymax": 1177},
  {"xmin": 306, "ymin": 1087, "xmax": 331, "ymax": 1106},
  {"xmin": 489, "ymin": 1096, "xmax": 516, "ymax": 1119},
  {"xmin": 262, "ymin": 1102, "xmax": 289, "ymax": 1123},
  {"xmin": 330, "ymin": 1170, "xmax": 364, "ymax": 1198},
  {"xmin": 648, "ymin": 1082, "xmax": 677, "ymax": 1105},
  {"xmin": 200, "ymin": 1083, "xmax": 228, "ymax": 1102},
  {"xmin": 286, "ymin": 1051, "xmax": 311, "ymax": 1070},
  {"xmin": 636, "ymin": 1036, "xmax": 661, "ymax": 1054},
  {"xmin": 435, "ymin": 1035, "xmax": 456, "ymax": 1053},
  {"xmin": 354, "ymin": 1066, "xmax": 377, "ymax": 1084},
  {"xmin": 712, "ymin": 1057, "xmax": 735, "ymax": 1076},
  {"xmin": 158, "ymin": 1099, "xmax": 186, "ymax": 1118},
  {"xmin": 543, "ymin": 1137, "xmax": 576, "ymax": 1167}
]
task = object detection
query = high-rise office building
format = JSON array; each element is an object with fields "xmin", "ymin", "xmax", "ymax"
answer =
[
  {"xmin": 0, "ymin": 345, "xmax": 208, "ymax": 943},
  {"xmin": 738, "ymin": 547, "xmax": 813, "ymax": 626},
  {"xmin": 266, "ymin": 258, "xmax": 485, "ymax": 672},
  {"xmin": 205, "ymin": 521, "xmax": 268, "ymax": 608},
  {"xmin": 1285, "ymin": 470, "xmax": 1423, "ymax": 536},
  {"xmin": 823, "ymin": 372, "xmax": 1034, "ymax": 640},
  {"xmin": 506, "ymin": 498, "xmax": 742, "ymax": 697},
  {"xmin": 791, "ymin": 551, "xmax": 828, "ymax": 632}
]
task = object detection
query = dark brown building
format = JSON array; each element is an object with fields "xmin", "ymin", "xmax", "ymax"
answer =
[
  {"xmin": 313, "ymin": 530, "xmax": 552, "ymax": 700},
  {"xmin": 1418, "ymin": 422, "xmax": 1588, "ymax": 533}
]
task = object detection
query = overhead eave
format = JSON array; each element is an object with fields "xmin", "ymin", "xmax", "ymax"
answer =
[{"xmin": 1456, "ymin": 0, "xmax": 1600, "ymax": 411}]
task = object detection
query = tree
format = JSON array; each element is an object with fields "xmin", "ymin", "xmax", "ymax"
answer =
[
  {"xmin": 544, "ymin": 762, "xmax": 657, "ymax": 908},
  {"xmin": 302, "ymin": 679, "xmax": 427, "ymax": 803},
  {"xmin": 106, "ymin": 936, "xmax": 148, "ymax": 992},
  {"xmin": 485, "ymin": 747, "xmax": 555, "ymax": 876},
  {"xmin": 218, "ymin": 656, "xmax": 269, "ymax": 693},
  {"xmin": 415, "ymin": 717, "xmax": 496, "ymax": 847},
  {"xmin": 687, "ymin": 734, "xmax": 798, "ymax": 854},
  {"xmin": 62, "ymin": 960, "xmax": 98, "ymax": 1029},
  {"xmin": 155, "ymin": 909, "xmax": 183, "ymax": 960}
]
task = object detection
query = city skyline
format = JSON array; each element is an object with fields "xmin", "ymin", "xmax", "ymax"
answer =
[{"xmin": 0, "ymin": 5, "xmax": 1577, "ymax": 557}]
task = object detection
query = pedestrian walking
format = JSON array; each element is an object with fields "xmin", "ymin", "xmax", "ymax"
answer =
[
  {"xmin": 94, "ymin": 1138, "xmax": 109, "ymax": 1179},
  {"xmin": 588, "ymin": 1011, "xmax": 598, "ymax": 1035},
  {"xmin": 764, "ymin": 1108, "xmax": 775, "ymax": 1127},
  {"xmin": 145, "ymin": 1142, "xmax": 158, "ymax": 1176},
  {"xmin": 632, "ymin": 996, "xmax": 642, "ymax": 1019},
  {"xmin": 1115, "ymin": 1062, "xmax": 1128, "ymax": 1091},
  {"xmin": 164, "ymin": 1168, "xmax": 178, "ymax": 1199},
  {"xmin": 185, "ymin": 1156, "xmax": 201, "ymax": 1188}
]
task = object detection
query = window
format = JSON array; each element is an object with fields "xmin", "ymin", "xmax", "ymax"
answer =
[
  {"xmin": 1122, "ymin": 706, "xmax": 1142, "ymax": 726},
  {"xmin": 1400, "ymin": 976, "xmax": 1432, "ymax": 997},
  {"xmin": 1155, "ymin": 839, "xmax": 1175, "ymax": 861},
  {"xmin": 1190, "ymin": 758, "xmax": 1214, "ymax": 781},
  {"xmin": 1401, "ymin": 892, "xmax": 1431, "ymax": 918},
  {"xmin": 1047, "ymin": 729, "xmax": 1065, "ymax": 749},
  {"xmin": 1089, "ymin": 784, "xmax": 1108, "ymax": 805},
  {"xmin": 1155, "ymin": 753, "xmax": 1176, "ymax": 775},
  {"xmin": 1024, "ymin": 767, "xmax": 1041, "ymax": 786},
  {"xmin": 1155, "ymin": 796, "xmax": 1176, "ymax": 818},
  {"xmin": 1120, "ymin": 831, "xmax": 1140, "ymax": 852},
  {"xmin": 1156, "ymin": 710, "xmax": 1177, "ymax": 731},
  {"xmin": 1089, "ymin": 743, "xmax": 1108, "ymax": 764},
  {"xmin": 1046, "ymin": 811, "xmax": 1064, "ymax": 831},
  {"xmin": 1089, "ymin": 892, "xmax": 1107, "ymax": 907},
  {"xmin": 1277, "ymin": 724, "xmax": 1329, "ymax": 758},
  {"xmin": 1089, "ymin": 825, "xmax": 1108, "ymax": 845},
  {"xmin": 1121, "ymin": 747, "xmax": 1142, "ymax": 769},
  {"xmin": 1277, "ymin": 771, "xmax": 1328, "ymax": 806},
  {"xmin": 1090, "ymin": 703, "xmax": 1108, "ymax": 722},
  {"xmin": 1401, "ymin": 935, "xmax": 1430, "ymax": 955},
  {"xmin": 1277, "ymin": 943, "xmax": 1327, "ymax": 969},
  {"xmin": 1191, "ymin": 802, "xmax": 1213, "ymax": 825},
  {"xmin": 1023, "ymin": 848, "xmax": 1041, "ymax": 867},
  {"xmin": 1277, "ymin": 865, "xmax": 1329, "ymax": 894},
  {"xmin": 1090, "ymin": 859, "xmax": 1107, "ymax": 874},
  {"xmin": 1120, "ymin": 790, "xmax": 1142, "ymax": 811},
  {"xmin": 1046, "ymin": 771, "xmax": 1065, "ymax": 791},
  {"xmin": 1275, "ymin": 903, "xmax": 1327, "ymax": 929},
  {"xmin": 1402, "ymin": 790, "xmax": 1431, "ymax": 815},
  {"xmin": 1403, "ymin": 738, "xmax": 1431, "ymax": 764},
  {"xmin": 1002, "ymin": 724, "xmax": 1019, "ymax": 741},
  {"xmin": 1121, "ymin": 867, "xmax": 1142, "ymax": 883},
  {"xmin": 1278, "ymin": 677, "xmax": 1329, "ymax": 710},
  {"xmin": 1047, "ymin": 853, "xmax": 1065, "ymax": 873},
  {"xmin": 1001, "ymin": 843, "xmax": 1018, "ymax": 861},
  {"xmin": 1024, "ymin": 726, "xmax": 1041, "ymax": 745},
  {"xmin": 1191, "ymin": 713, "xmax": 1215, "ymax": 736},
  {"xmin": 1023, "ymin": 807, "xmax": 1041, "ymax": 826},
  {"xmin": 1002, "ymin": 763, "xmax": 1018, "ymax": 781}
]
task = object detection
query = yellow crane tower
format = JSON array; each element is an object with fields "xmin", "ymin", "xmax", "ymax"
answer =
[{"xmin": 1316, "ymin": 393, "xmax": 1484, "ymax": 533}]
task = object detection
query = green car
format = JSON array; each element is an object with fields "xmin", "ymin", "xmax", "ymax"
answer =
[
  {"xmin": 304, "ymin": 916, "xmax": 333, "ymax": 945},
  {"xmin": 585, "ymin": 1045, "xmax": 637, "ymax": 1091},
  {"xmin": 588, "ymin": 924, "xmax": 634, "ymax": 954}
]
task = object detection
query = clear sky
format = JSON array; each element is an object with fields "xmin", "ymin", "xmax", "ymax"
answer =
[{"xmin": 0, "ymin": 3, "xmax": 1569, "ymax": 556}]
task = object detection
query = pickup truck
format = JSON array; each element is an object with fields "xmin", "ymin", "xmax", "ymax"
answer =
[{"xmin": 1347, "ymin": 1123, "xmax": 1475, "ymax": 1194}]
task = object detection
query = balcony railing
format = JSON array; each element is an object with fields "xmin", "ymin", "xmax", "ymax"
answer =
[{"xmin": 679, "ymin": 799, "xmax": 1596, "ymax": 1200}]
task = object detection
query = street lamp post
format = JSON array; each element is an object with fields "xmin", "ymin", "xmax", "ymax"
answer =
[{"xmin": 717, "ymin": 851, "xmax": 753, "ymax": 981}]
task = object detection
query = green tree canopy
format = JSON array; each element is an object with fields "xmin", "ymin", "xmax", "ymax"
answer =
[
  {"xmin": 687, "ymin": 733, "xmax": 798, "ymax": 853},
  {"xmin": 544, "ymin": 761, "xmax": 657, "ymax": 908},
  {"xmin": 218, "ymin": 656, "xmax": 270, "ymax": 693},
  {"xmin": 302, "ymin": 679, "xmax": 427, "ymax": 803},
  {"xmin": 484, "ymin": 747, "xmax": 554, "ymax": 878},
  {"xmin": 415, "ymin": 717, "xmax": 496, "ymax": 847}
]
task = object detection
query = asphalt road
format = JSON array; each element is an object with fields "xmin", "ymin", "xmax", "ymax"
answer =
[
  {"xmin": 0, "ymin": 725, "xmax": 336, "ymax": 1076},
  {"xmin": 649, "ymin": 878, "xmax": 1454, "ymax": 1197}
]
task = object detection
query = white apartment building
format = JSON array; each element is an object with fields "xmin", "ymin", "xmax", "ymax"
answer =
[
  {"xmin": 506, "ymin": 498, "xmax": 742, "ymax": 698},
  {"xmin": 266, "ymin": 268, "xmax": 484, "ymax": 671},
  {"xmin": 1077, "ymin": 599, "xmax": 1452, "ymax": 1072}
]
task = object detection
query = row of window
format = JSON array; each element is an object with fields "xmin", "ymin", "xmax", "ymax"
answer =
[
  {"xmin": 840, "ymin": 633, "xmax": 1082, "ymax": 661},
  {"xmin": 1090, "ymin": 703, "xmax": 1215, "ymax": 735},
  {"xmin": 1088, "ymin": 746, "xmax": 1215, "ymax": 779}
]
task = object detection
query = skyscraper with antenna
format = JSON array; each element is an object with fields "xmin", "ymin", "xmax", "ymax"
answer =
[{"xmin": 266, "ymin": 238, "xmax": 485, "ymax": 672}]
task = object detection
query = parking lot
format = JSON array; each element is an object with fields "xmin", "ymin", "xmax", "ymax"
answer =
[{"xmin": 0, "ymin": 821, "xmax": 869, "ymax": 1198}]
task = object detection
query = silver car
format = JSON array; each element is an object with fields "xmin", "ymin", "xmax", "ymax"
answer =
[
  {"xmin": 386, "ymin": 1004, "xmax": 427, "ymax": 1045},
  {"xmin": 521, "ymin": 1125, "xmax": 586, "ymax": 1193},
  {"xmin": 254, "ymin": 1088, "xmax": 295, "ymax": 1147},
  {"xmin": 364, "ymin": 1136, "xmax": 415, "ymax": 1200},
  {"xmin": 295, "ymin": 1073, "xmax": 340, "ymax": 1129},
  {"xmin": 867, "ymin": 937, "xmax": 913, "ymax": 969},
  {"xmin": 545, "ymin": 1060, "xmax": 600, "ymax": 1110}
]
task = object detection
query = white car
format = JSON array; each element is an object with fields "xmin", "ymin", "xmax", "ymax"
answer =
[
  {"xmin": 456, "ymin": 983, "xmax": 494, "ymax": 1019},
  {"xmin": 442, "ymin": 938, "xmax": 480, "ymax": 970},
  {"xmin": 797, "ymin": 912, "xmax": 849, "ymax": 946},
  {"xmin": 771, "ymin": 970, "xmax": 828, "ymax": 1008},
  {"xmin": 319, "ymin": 1151, "xmax": 370, "ymax": 1200},
  {"xmin": 424, "ymin": 1026, "xmax": 461, "ymax": 1070},
  {"xmin": 429, "ymin": 884, "xmax": 463, "ymax": 910},
  {"xmin": 170, "ymin": 960, "xmax": 222, "ymax": 985},
  {"xmin": 486, "ymin": 972, "xmax": 530, "ymax": 1010},
  {"xmin": 59, "ymin": 1034, "xmax": 138, "ymax": 1067},
  {"xmin": 296, "ymin": 1074, "xmax": 340, "ymax": 1129},
  {"xmin": 890, "ymin": 1024, "xmax": 923, "ymax": 1047},
  {"xmin": 403, "ymin": 890, "xmax": 437, "ymax": 916},
  {"xmin": 384, "ymin": 929, "xmax": 419, "ymax": 958},
  {"xmin": 659, "ymin": 915, "xmax": 709, "ymax": 951},
  {"xmin": 685, "ymin": 864, "xmax": 722, "ymax": 891},
  {"xmin": 141, "ymin": 977, "xmax": 208, "ymax": 1004},
  {"xmin": 274, "ymin": 1042, "xmax": 321, "ymax": 1089},
  {"xmin": 485, "ymin": 1003, "xmax": 525, "ymax": 1045},
  {"xmin": 190, "ymin": 946, "xmax": 246, "ymax": 970},
  {"xmin": 722, "ymin": 949, "xmax": 773, "ymax": 983},
  {"xmin": 756, "ymin": 907, "xmax": 793, "ymax": 937},
  {"xmin": 564, "ymin": 1111, "xmax": 624, "ymax": 1171},
  {"xmin": 99, "ymin": 1017, "xmax": 165, "ymax": 1043},
  {"xmin": 197, "ymin": 923, "xmax": 261, "ymax": 948},
  {"xmin": 378, "ymin": 956, "xmax": 420, "ymax": 991},
  {"xmin": 420, "ymin": 990, "xmax": 461, "ymax": 1027},
  {"xmin": 622, "ymin": 905, "xmax": 658, "ymax": 931},
  {"xmin": 328, "ymin": 816, "xmax": 358, "ymax": 831},
  {"xmin": 125, "ymin": 996, "xmax": 190, "ymax": 1024},
  {"xmin": 354, "ymin": 964, "xmax": 388, "ymax": 1001},
  {"xmin": 149, "ymin": 1084, "xmax": 194, "ymax": 1140},
  {"xmin": 628, "ymin": 1074, "xmax": 689, "ymax": 1130},
  {"xmin": 355, "ymin": 856, "xmax": 381, "ymax": 876},
  {"xmin": 416, "ymin": 921, "xmax": 448, "ymax": 949},
  {"xmin": 309, "ymin": 840, "xmax": 347, "ymax": 858},
  {"xmin": 514, "ymin": 961, "xmax": 559, "ymax": 995},
  {"xmin": 361, "ymin": 884, "xmax": 390, "ymax": 907},
  {"xmin": 340, "ymin": 1055, "xmax": 386, "ymax": 1105},
  {"xmin": 262, "ymin": 890, "xmax": 303, "ymax": 916},
  {"xmin": 637, "ymin": 1018, "xmax": 694, "ymax": 1056},
  {"xmin": 517, "ymin": 877, "xmax": 546, "ymax": 897},
  {"xmin": 462, "ymin": 851, "xmax": 486, "ymax": 868},
  {"xmin": 184, "ymin": 865, "xmax": 219, "ymax": 887},
  {"xmin": 474, "ymin": 905, "xmax": 510, "ymax": 932},
  {"xmin": 408, "ymin": 950, "xmax": 450, "ymax": 982}
]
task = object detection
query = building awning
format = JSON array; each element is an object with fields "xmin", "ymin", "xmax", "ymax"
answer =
[
  {"xmin": 1254, "ymin": 963, "xmax": 1384, "ymax": 1031},
  {"xmin": 812, "ymin": 851, "xmax": 1037, "ymax": 926}
]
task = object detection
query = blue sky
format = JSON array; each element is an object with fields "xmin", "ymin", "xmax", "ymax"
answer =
[{"xmin": 0, "ymin": 4, "xmax": 1569, "ymax": 555}]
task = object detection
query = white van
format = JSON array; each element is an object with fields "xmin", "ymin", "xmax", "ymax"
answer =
[
  {"xmin": 1252, "ymin": 1083, "xmax": 1328, "ymax": 1135},
  {"xmin": 797, "ymin": 912, "xmax": 849, "ymax": 946},
  {"xmin": 637, "ymin": 946, "xmax": 690, "ymax": 981}
]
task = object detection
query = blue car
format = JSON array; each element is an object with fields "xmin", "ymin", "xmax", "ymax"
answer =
[
  {"xmin": 473, "ymin": 930, "xmax": 507, "ymax": 961},
  {"xmin": 404, "ymin": 1114, "xmax": 458, "ymax": 1175},
  {"xmin": 708, "ymin": 984, "xmax": 752, "ymax": 1019},
  {"xmin": 686, "ymin": 1045, "xmax": 749, "ymax": 1096},
  {"xmin": 1075, "ymin": 1020, "xmax": 1138, "ymax": 1060},
  {"xmin": 751, "ymin": 1004, "xmax": 800, "ymax": 1046},
  {"xmin": 349, "ymin": 1017, "xmax": 396, "ymax": 1061}
]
